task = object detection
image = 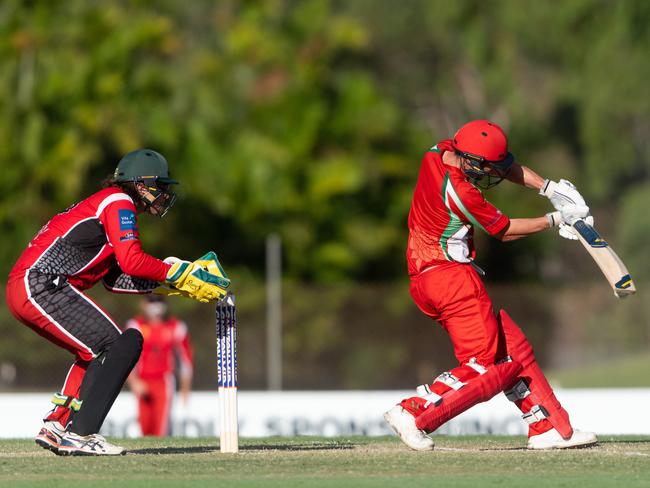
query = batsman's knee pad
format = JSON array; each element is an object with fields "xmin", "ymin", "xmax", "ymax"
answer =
[
  {"xmin": 415, "ymin": 359, "xmax": 490, "ymax": 406},
  {"xmin": 414, "ymin": 357, "xmax": 522, "ymax": 433},
  {"xmin": 498, "ymin": 310, "xmax": 573, "ymax": 439},
  {"xmin": 69, "ymin": 329, "xmax": 143, "ymax": 436}
]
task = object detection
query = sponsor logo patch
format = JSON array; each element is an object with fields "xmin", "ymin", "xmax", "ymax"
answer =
[
  {"xmin": 118, "ymin": 209, "xmax": 137, "ymax": 230},
  {"xmin": 119, "ymin": 231, "xmax": 138, "ymax": 242}
]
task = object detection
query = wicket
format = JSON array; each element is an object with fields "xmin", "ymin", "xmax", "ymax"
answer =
[{"xmin": 216, "ymin": 293, "xmax": 238, "ymax": 453}]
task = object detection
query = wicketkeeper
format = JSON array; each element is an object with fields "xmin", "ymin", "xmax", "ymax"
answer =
[
  {"xmin": 6, "ymin": 149, "xmax": 229, "ymax": 456},
  {"xmin": 384, "ymin": 120, "xmax": 598, "ymax": 450}
]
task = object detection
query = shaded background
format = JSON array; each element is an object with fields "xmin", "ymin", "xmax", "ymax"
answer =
[{"xmin": 0, "ymin": 0, "xmax": 648, "ymax": 392}]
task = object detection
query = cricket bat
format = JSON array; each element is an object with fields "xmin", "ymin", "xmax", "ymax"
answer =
[{"xmin": 572, "ymin": 219, "xmax": 636, "ymax": 298}]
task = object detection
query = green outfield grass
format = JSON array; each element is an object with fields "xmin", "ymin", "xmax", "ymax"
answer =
[
  {"xmin": 1, "ymin": 436, "xmax": 649, "ymax": 488},
  {"xmin": 549, "ymin": 352, "xmax": 650, "ymax": 387}
]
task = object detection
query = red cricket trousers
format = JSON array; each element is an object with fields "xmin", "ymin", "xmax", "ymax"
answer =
[
  {"xmin": 137, "ymin": 374, "xmax": 175, "ymax": 436},
  {"xmin": 408, "ymin": 261, "xmax": 563, "ymax": 437},
  {"xmin": 6, "ymin": 271, "xmax": 121, "ymax": 426},
  {"xmin": 410, "ymin": 262, "xmax": 506, "ymax": 365}
]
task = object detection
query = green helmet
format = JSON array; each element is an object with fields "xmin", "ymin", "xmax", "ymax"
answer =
[
  {"xmin": 113, "ymin": 149, "xmax": 179, "ymax": 217},
  {"xmin": 113, "ymin": 149, "xmax": 178, "ymax": 184}
]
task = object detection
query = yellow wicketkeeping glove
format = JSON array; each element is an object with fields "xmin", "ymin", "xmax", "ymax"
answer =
[
  {"xmin": 193, "ymin": 251, "xmax": 229, "ymax": 280},
  {"xmin": 153, "ymin": 257, "xmax": 191, "ymax": 298},
  {"xmin": 164, "ymin": 253, "xmax": 230, "ymax": 303}
]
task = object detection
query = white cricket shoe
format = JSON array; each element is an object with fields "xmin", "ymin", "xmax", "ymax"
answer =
[
  {"xmin": 57, "ymin": 432, "xmax": 126, "ymax": 456},
  {"xmin": 383, "ymin": 405, "xmax": 434, "ymax": 451},
  {"xmin": 527, "ymin": 428, "xmax": 598, "ymax": 450},
  {"xmin": 35, "ymin": 421, "xmax": 66, "ymax": 453}
]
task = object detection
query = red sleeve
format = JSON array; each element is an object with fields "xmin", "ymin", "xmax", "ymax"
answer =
[
  {"xmin": 449, "ymin": 180, "xmax": 510, "ymax": 236},
  {"xmin": 174, "ymin": 321, "xmax": 194, "ymax": 375},
  {"xmin": 100, "ymin": 199, "xmax": 171, "ymax": 282}
]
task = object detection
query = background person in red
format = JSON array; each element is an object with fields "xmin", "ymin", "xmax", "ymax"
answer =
[
  {"xmin": 5, "ymin": 149, "xmax": 230, "ymax": 456},
  {"xmin": 126, "ymin": 295, "xmax": 194, "ymax": 437},
  {"xmin": 384, "ymin": 120, "xmax": 598, "ymax": 451}
]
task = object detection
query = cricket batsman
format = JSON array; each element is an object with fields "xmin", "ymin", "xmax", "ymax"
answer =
[
  {"xmin": 384, "ymin": 120, "xmax": 598, "ymax": 450},
  {"xmin": 5, "ymin": 149, "xmax": 229, "ymax": 456}
]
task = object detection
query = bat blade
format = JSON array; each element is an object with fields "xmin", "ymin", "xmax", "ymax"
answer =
[{"xmin": 572, "ymin": 220, "xmax": 636, "ymax": 298}]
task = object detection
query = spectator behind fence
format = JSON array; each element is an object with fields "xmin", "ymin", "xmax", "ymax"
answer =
[{"xmin": 125, "ymin": 295, "xmax": 193, "ymax": 437}]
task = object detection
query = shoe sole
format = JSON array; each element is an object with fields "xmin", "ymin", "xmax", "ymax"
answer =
[
  {"xmin": 35, "ymin": 437, "xmax": 60, "ymax": 454},
  {"xmin": 528, "ymin": 439, "xmax": 599, "ymax": 450},
  {"xmin": 383, "ymin": 412, "xmax": 434, "ymax": 451}
]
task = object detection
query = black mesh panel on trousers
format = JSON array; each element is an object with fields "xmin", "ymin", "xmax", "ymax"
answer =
[{"xmin": 27, "ymin": 270, "xmax": 120, "ymax": 356}]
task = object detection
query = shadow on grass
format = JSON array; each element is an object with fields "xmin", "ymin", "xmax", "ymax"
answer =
[
  {"xmin": 129, "ymin": 442, "xmax": 355, "ymax": 455},
  {"xmin": 129, "ymin": 446, "xmax": 217, "ymax": 455},
  {"xmin": 598, "ymin": 438, "xmax": 650, "ymax": 445},
  {"xmin": 241, "ymin": 443, "xmax": 355, "ymax": 452}
]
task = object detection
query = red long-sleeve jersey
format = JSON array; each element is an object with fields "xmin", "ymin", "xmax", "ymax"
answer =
[
  {"xmin": 8, "ymin": 187, "xmax": 170, "ymax": 290},
  {"xmin": 407, "ymin": 139, "xmax": 510, "ymax": 275},
  {"xmin": 126, "ymin": 316, "xmax": 193, "ymax": 379}
]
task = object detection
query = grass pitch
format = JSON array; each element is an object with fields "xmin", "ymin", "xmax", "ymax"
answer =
[{"xmin": 1, "ymin": 435, "xmax": 649, "ymax": 487}]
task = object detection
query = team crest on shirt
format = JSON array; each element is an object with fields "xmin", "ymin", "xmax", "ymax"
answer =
[{"xmin": 118, "ymin": 209, "xmax": 137, "ymax": 230}]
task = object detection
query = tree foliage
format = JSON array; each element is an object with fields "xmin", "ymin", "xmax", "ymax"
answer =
[{"xmin": 0, "ymin": 0, "xmax": 648, "ymax": 282}]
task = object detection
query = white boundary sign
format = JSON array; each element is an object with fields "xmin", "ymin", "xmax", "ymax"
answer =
[{"xmin": 0, "ymin": 389, "xmax": 648, "ymax": 438}]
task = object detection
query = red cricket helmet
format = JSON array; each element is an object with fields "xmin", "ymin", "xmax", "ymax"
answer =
[
  {"xmin": 452, "ymin": 119, "xmax": 513, "ymax": 163},
  {"xmin": 451, "ymin": 120, "xmax": 514, "ymax": 188}
]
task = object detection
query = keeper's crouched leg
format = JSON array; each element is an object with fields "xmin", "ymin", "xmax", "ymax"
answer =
[
  {"xmin": 402, "ymin": 358, "xmax": 522, "ymax": 434},
  {"xmin": 68, "ymin": 329, "xmax": 143, "ymax": 436}
]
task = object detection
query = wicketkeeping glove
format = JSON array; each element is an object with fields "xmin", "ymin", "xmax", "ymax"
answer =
[
  {"xmin": 192, "ymin": 251, "xmax": 229, "ymax": 281},
  {"xmin": 153, "ymin": 257, "xmax": 192, "ymax": 298},
  {"xmin": 540, "ymin": 179, "xmax": 587, "ymax": 211},
  {"xmin": 164, "ymin": 253, "xmax": 230, "ymax": 303}
]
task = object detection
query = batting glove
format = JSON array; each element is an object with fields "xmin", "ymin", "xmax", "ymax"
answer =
[
  {"xmin": 558, "ymin": 216, "xmax": 595, "ymax": 240},
  {"xmin": 547, "ymin": 208, "xmax": 594, "ymax": 240},
  {"xmin": 540, "ymin": 179, "xmax": 587, "ymax": 211},
  {"xmin": 560, "ymin": 204, "xmax": 590, "ymax": 225}
]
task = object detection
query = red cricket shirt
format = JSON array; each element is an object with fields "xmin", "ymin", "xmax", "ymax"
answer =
[
  {"xmin": 126, "ymin": 316, "xmax": 193, "ymax": 380},
  {"xmin": 8, "ymin": 187, "xmax": 170, "ymax": 289},
  {"xmin": 407, "ymin": 139, "xmax": 510, "ymax": 275}
]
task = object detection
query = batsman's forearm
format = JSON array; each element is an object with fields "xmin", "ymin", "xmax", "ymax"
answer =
[
  {"xmin": 507, "ymin": 163, "xmax": 546, "ymax": 190},
  {"xmin": 499, "ymin": 216, "xmax": 549, "ymax": 241}
]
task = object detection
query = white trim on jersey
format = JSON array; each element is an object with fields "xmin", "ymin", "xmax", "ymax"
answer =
[
  {"xmin": 96, "ymin": 192, "xmax": 135, "ymax": 247},
  {"xmin": 443, "ymin": 183, "xmax": 472, "ymax": 263},
  {"xmin": 96, "ymin": 193, "xmax": 134, "ymax": 217}
]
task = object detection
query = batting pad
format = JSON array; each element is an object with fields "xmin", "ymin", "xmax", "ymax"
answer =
[{"xmin": 415, "ymin": 359, "xmax": 522, "ymax": 433}]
